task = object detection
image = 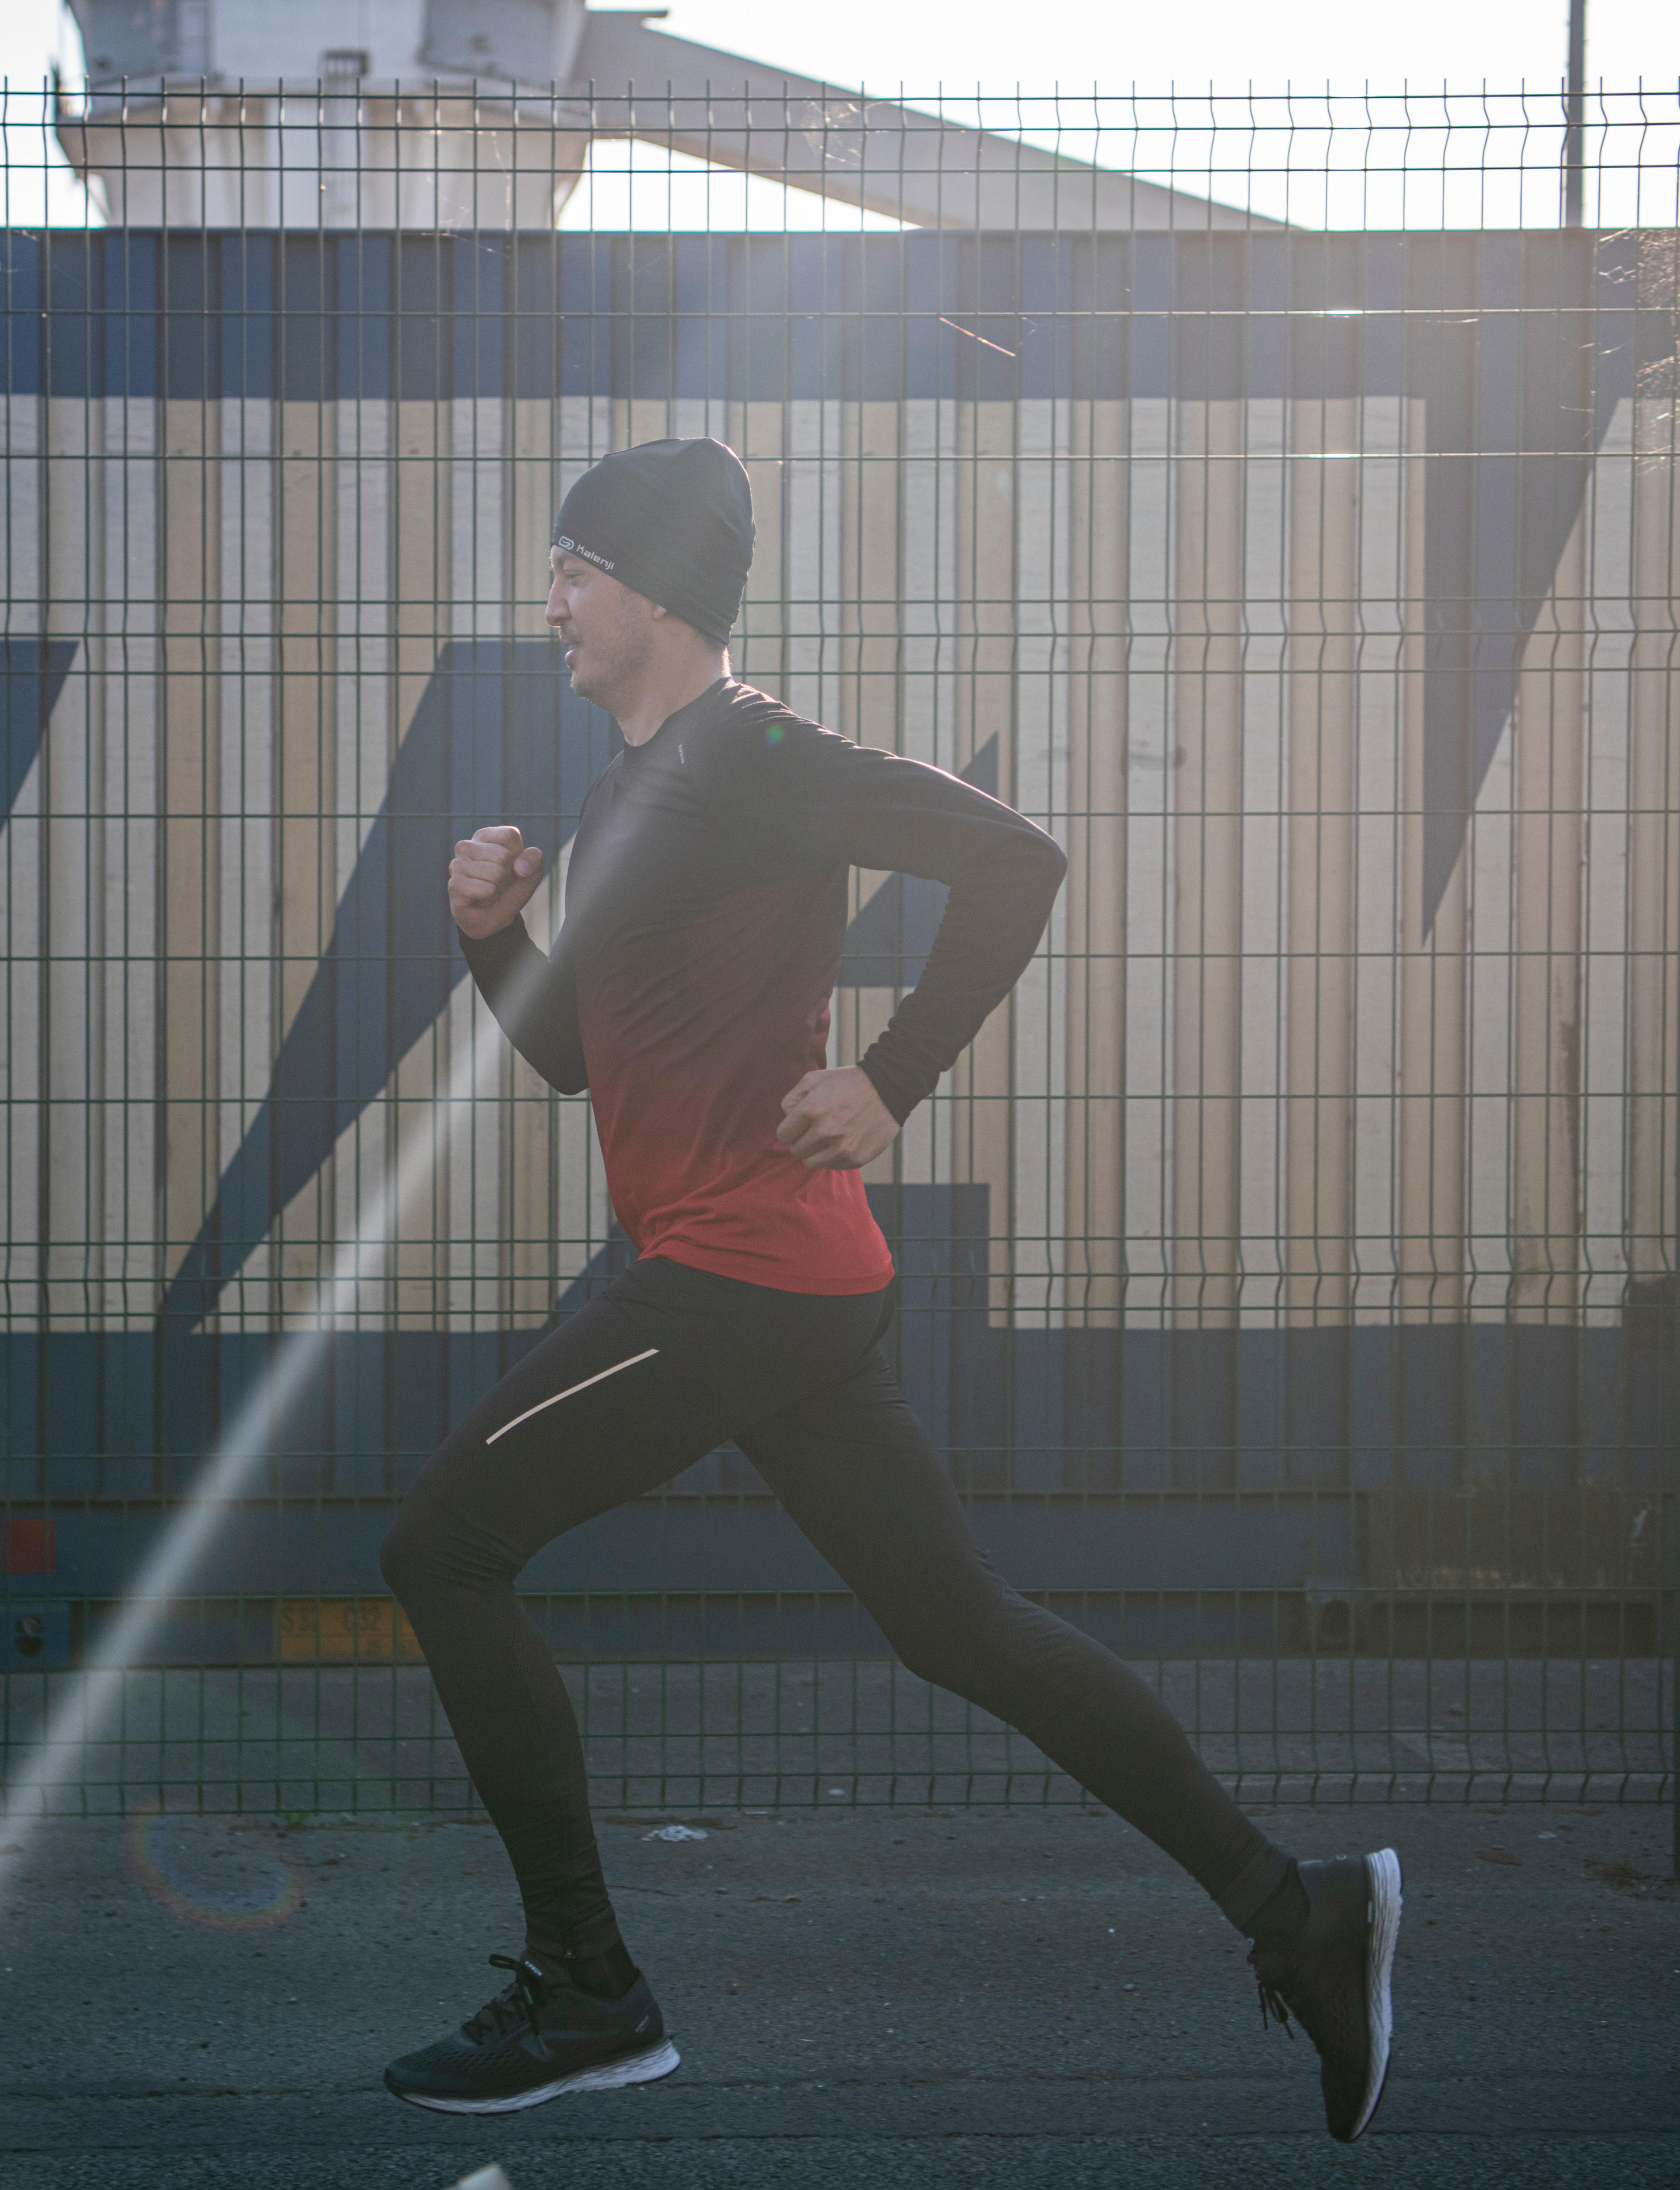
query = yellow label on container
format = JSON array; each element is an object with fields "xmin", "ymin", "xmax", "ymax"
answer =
[{"xmin": 276, "ymin": 1598, "xmax": 424, "ymax": 1662}]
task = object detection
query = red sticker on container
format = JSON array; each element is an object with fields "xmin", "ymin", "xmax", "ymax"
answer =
[{"xmin": 1, "ymin": 1517, "xmax": 55, "ymax": 1574}]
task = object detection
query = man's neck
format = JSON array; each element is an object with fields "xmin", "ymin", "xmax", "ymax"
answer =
[{"xmin": 613, "ymin": 650, "xmax": 730, "ymax": 747}]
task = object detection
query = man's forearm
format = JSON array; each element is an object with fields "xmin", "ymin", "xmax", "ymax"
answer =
[
  {"xmin": 857, "ymin": 828, "xmax": 1067, "ymax": 1121},
  {"xmin": 458, "ymin": 918, "xmax": 589, "ymax": 1095}
]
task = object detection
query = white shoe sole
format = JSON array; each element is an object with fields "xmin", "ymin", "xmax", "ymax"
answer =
[
  {"xmin": 392, "ymin": 2038, "xmax": 680, "ymax": 2115},
  {"xmin": 1349, "ymin": 1848, "xmax": 1402, "ymax": 2142}
]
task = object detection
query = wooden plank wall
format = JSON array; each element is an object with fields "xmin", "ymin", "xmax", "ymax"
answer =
[{"xmin": 2, "ymin": 391, "xmax": 1674, "ymax": 1341}]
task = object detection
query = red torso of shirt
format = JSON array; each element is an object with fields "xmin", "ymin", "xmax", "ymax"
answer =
[{"xmin": 564, "ymin": 695, "xmax": 893, "ymax": 1295}]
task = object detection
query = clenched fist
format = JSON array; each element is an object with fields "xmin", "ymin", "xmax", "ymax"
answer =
[
  {"xmin": 448, "ymin": 824, "xmax": 545, "ymax": 940},
  {"xmin": 775, "ymin": 1065, "xmax": 901, "ymax": 1172}
]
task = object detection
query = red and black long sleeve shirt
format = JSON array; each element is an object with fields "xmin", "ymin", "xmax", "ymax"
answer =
[{"xmin": 459, "ymin": 677, "xmax": 1066, "ymax": 1294}]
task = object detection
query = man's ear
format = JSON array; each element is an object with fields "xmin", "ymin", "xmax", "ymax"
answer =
[{"xmin": 648, "ymin": 601, "xmax": 669, "ymax": 620}]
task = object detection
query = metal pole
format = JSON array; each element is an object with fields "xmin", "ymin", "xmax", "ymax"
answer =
[{"xmin": 1563, "ymin": 0, "xmax": 1587, "ymax": 226}]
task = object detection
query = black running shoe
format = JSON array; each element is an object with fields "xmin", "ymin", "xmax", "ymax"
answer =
[
  {"xmin": 1249, "ymin": 1848, "xmax": 1402, "ymax": 2143},
  {"xmin": 384, "ymin": 1952, "xmax": 679, "ymax": 2114}
]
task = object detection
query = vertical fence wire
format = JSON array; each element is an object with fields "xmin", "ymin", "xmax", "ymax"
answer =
[{"xmin": 1, "ymin": 80, "xmax": 1677, "ymax": 1817}]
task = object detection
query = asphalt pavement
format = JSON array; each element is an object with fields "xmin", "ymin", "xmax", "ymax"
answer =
[{"xmin": 2, "ymin": 1797, "xmax": 1675, "ymax": 2189}]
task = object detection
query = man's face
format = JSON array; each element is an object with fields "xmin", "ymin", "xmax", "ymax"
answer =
[{"xmin": 547, "ymin": 550, "xmax": 654, "ymax": 704}]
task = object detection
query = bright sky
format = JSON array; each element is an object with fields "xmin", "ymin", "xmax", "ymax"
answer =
[
  {"xmin": 638, "ymin": 1, "xmax": 1676, "ymax": 98},
  {"xmin": 3, "ymin": 0, "xmax": 1677, "ymax": 227}
]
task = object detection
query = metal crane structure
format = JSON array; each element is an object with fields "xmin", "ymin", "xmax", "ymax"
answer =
[{"xmin": 55, "ymin": 0, "xmax": 1267, "ymax": 231}]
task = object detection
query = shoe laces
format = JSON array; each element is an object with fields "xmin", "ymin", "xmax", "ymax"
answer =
[
  {"xmin": 1247, "ymin": 1944, "xmax": 1296, "ymax": 2041},
  {"xmin": 465, "ymin": 1952, "xmax": 551, "ymax": 2043}
]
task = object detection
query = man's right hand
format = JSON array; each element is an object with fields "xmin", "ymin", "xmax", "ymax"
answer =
[{"xmin": 448, "ymin": 824, "xmax": 545, "ymax": 940}]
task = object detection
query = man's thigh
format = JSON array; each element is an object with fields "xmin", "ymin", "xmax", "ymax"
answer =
[
  {"xmin": 399, "ymin": 1259, "xmax": 892, "ymax": 1573},
  {"xmin": 397, "ymin": 1271, "xmax": 734, "ymax": 1570},
  {"xmin": 736, "ymin": 1342, "xmax": 988, "ymax": 1609}
]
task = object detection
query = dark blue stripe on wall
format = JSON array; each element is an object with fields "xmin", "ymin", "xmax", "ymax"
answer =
[
  {"xmin": 3, "ymin": 1316, "xmax": 1670, "ymax": 1517},
  {"xmin": 159, "ymin": 639, "xmax": 615, "ymax": 1328},
  {"xmin": 0, "ymin": 228, "xmax": 1651, "ymax": 405},
  {"xmin": 1, "ymin": 638, "xmax": 77, "ymax": 824},
  {"xmin": 1417, "ymin": 230, "xmax": 1622, "ymax": 927}
]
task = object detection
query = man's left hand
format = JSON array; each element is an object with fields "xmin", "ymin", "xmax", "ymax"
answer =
[{"xmin": 776, "ymin": 1066, "xmax": 901, "ymax": 1171}]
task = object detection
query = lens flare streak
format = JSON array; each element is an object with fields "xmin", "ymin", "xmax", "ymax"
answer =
[{"xmin": 0, "ymin": 934, "xmax": 562, "ymax": 1900}]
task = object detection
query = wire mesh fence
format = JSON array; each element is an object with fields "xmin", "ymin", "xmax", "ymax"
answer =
[
  {"xmin": 9, "ymin": 74, "xmax": 1680, "ymax": 233},
  {"xmin": 2, "ymin": 69, "xmax": 1677, "ymax": 1818}
]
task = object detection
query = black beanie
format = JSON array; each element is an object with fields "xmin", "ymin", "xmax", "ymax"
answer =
[{"xmin": 551, "ymin": 438, "xmax": 755, "ymax": 646}]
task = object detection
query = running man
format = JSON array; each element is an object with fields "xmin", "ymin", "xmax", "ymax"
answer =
[{"xmin": 379, "ymin": 438, "xmax": 1401, "ymax": 2139}]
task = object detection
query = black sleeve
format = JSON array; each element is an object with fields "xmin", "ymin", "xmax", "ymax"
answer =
[
  {"xmin": 457, "ymin": 916, "xmax": 588, "ymax": 1095},
  {"xmin": 696, "ymin": 705, "xmax": 1066, "ymax": 1122}
]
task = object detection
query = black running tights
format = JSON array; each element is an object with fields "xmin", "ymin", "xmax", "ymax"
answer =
[{"xmin": 381, "ymin": 1257, "xmax": 1288, "ymax": 1961}]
